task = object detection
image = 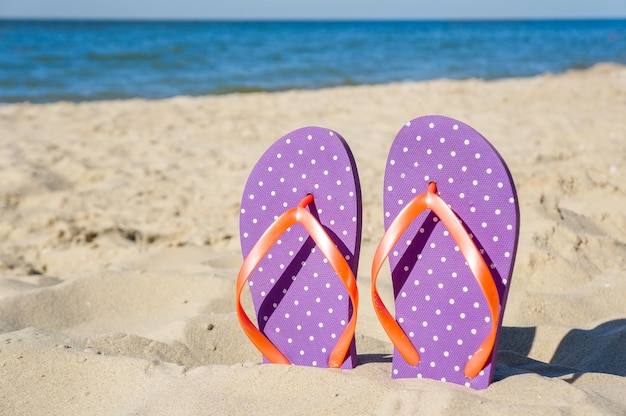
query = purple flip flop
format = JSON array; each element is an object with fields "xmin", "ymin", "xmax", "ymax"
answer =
[
  {"xmin": 237, "ymin": 126, "xmax": 361, "ymax": 369},
  {"xmin": 372, "ymin": 115, "xmax": 519, "ymax": 389}
]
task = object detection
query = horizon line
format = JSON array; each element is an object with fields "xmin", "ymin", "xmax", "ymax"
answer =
[{"xmin": 1, "ymin": 16, "xmax": 625, "ymax": 22}]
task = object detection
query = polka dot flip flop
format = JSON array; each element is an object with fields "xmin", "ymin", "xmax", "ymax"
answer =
[
  {"xmin": 372, "ymin": 115, "xmax": 520, "ymax": 389},
  {"xmin": 237, "ymin": 126, "xmax": 361, "ymax": 369}
]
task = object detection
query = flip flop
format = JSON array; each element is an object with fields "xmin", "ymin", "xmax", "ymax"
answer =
[
  {"xmin": 237, "ymin": 126, "xmax": 362, "ymax": 369},
  {"xmin": 372, "ymin": 115, "xmax": 519, "ymax": 389}
]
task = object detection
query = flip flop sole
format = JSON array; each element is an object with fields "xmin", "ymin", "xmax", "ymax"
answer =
[
  {"xmin": 240, "ymin": 126, "xmax": 361, "ymax": 368},
  {"xmin": 383, "ymin": 115, "xmax": 519, "ymax": 388}
]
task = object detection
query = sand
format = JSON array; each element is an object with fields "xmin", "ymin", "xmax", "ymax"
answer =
[{"xmin": 1, "ymin": 63, "xmax": 625, "ymax": 415}]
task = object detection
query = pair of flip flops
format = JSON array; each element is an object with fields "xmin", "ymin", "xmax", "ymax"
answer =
[{"xmin": 236, "ymin": 115, "xmax": 519, "ymax": 389}]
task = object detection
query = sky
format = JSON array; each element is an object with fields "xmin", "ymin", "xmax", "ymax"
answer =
[{"xmin": 0, "ymin": 0, "xmax": 625, "ymax": 20}]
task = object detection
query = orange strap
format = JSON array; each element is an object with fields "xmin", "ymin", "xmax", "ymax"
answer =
[
  {"xmin": 236, "ymin": 194, "xmax": 359, "ymax": 368},
  {"xmin": 371, "ymin": 182, "xmax": 500, "ymax": 379}
]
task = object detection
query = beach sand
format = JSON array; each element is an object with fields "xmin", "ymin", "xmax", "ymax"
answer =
[{"xmin": 1, "ymin": 64, "xmax": 625, "ymax": 415}]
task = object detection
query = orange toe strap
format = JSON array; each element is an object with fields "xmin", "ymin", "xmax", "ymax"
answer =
[
  {"xmin": 236, "ymin": 194, "xmax": 359, "ymax": 368},
  {"xmin": 371, "ymin": 182, "xmax": 500, "ymax": 379}
]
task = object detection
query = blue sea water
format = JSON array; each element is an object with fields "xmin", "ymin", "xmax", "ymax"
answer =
[{"xmin": 0, "ymin": 19, "xmax": 625, "ymax": 103}]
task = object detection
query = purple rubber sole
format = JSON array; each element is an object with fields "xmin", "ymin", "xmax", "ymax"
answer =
[
  {"xmin": 383, "ymin": 115, "xmax": 520, "ymax": 388},
  {"xmin": 239, "ymin": 126, "xmax": 361, "ymax": 369}
]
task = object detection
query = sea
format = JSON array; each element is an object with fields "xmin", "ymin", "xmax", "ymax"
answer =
[{"xmin": 1, "ymin": 19, "xmax": 625, "ymax": 103}]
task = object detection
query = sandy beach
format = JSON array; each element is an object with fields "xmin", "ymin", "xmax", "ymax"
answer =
[{"xmin": 1, "ymin": 63, "xmax": 625, "ymax": 414}]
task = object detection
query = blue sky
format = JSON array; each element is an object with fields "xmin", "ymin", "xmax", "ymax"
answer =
[{"xmin": 1, "ymin": 0, "xmax": 625, "ymax": 19}]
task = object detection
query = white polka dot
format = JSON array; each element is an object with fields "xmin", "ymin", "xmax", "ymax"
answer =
[
  {"xmin": 457, "ymin": 339, "xmax": 463, "ymax": 345},
  {"xmin": 448, "ymin": 178, "xmax": 454, "ymax": 183},
  {"xmin": 464, "ymin": 139, "xmax": 470, "ymax": 145},
  {"xmin": 484, "ymin": 195, "xmax": 490, "ymax": 201},
  {"xmin": 440, "ymin": 137, "xmax": 445, "ymax": 143},
  {"xmin": 425, "ymin": 295, "xmax": 431, "ymax": 301},
  {"xmin": 460, "ymin": 313, "xmax": 466, "ymax": 319},
  {"xmin": 276, "ymin": 153, "xmax": 282, "ymax": 159},
  {"xmin": 498, "ymin": 182, "xmax": 504, "ymax": 188},
  {"xmin": 403, "ymin": 147, "xmax": 408, "ymax": 153},
  {"xmin": 422, "ymin": 321, "xmax": 428, "ymax": 327},
  {"xmin": 474, "ymin": 302, "xmax": 480, "ymax": 308},
  {"xmin": 429, "ymin": 123, "xmax": 435, "ymax": 128},
  {"xmin": 436, "ymin": 309, "xmax": 441, "ymax": 315},
  {"xmin": 486, "ymin": 168, "xmax": 492, "ymax": 174},
  {"xmin": 437, "ymin": 163, "xmax": 443, "ymax": 169},
  {"xmin": 449, "ymin": 299, "xmax": 455, "ymax": 305},
  {"xmin": 427, "ymin": 149, "xmax": 432, "ymax": 155}
]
